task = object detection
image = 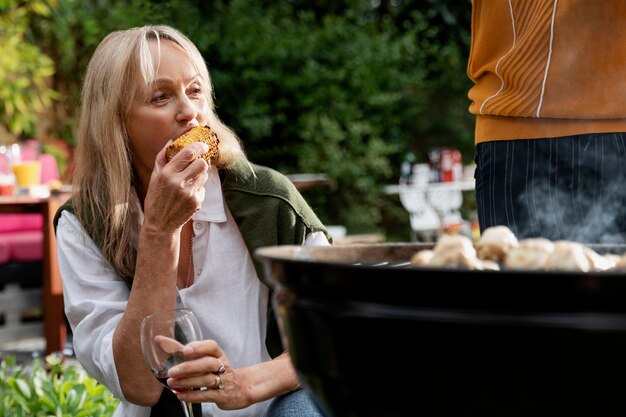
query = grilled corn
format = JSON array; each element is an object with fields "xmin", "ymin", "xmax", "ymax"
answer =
[{"xmin": 166, "ymin": 125, "xmax": 219, "ymax": 163}]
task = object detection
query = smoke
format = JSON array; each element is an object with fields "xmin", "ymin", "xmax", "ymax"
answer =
[
  {"xmin": 515, "ymin": 163, "xmax": 626, "ymax": 245},
  {"xmin": 477, "ymin": 134, "xmax": 626, "ymax": 245}
]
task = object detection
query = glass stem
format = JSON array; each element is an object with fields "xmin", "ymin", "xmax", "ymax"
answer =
[{"xmin": 180, "ymin": 400, "xmax": 194, "ymax": 417}]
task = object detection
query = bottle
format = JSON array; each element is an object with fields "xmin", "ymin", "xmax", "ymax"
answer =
[
  {"xmin": 440, "ymin": 147, "xmax": 453, "ymax": 182},
  {"xmin": 428, "ymin": 147, "xmax": 441, "ymax": 183},
  {"xmin": 451, "ymin": 148, "xmax": 463, "ymax": 182},
  {"xmin": 439, "ymin": 147, "xmax": 462, "ymax": 183},
  {"xmin": 400, "ymin": 151, "xmax": 416, "ymax": 184},
  {"xmin": 411, "ymin": 163, "xmax": 430, "ymax": 187}
]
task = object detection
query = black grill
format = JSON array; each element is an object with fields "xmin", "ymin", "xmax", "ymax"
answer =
[{"xmin": 256, "ymin": 243, "xmax": 626, "ymax": 417}]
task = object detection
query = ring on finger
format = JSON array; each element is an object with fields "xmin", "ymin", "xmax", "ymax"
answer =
[
  {"xmin": 211, "ymin": 375, "xmax": 224, "ymax": 390},
  {"xmin": 217, "ymin": 360, "xmax": 226, "ymax": 375}
]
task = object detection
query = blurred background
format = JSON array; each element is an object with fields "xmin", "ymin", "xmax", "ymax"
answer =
[{"xmin": 0, "ymin": 0, "xmax": 474, "ymax": 242}]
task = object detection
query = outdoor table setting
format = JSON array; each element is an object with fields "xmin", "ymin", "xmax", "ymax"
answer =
[
  {"xmin": 386, "ymin": 147, "xmax": 477, "ymax": 241},
  {"xmin": 0, "ymin": 141, "xmax": 73, "ymax": 354}
]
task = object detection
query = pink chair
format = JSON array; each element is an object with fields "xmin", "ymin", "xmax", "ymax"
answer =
[
  {"xmin": 0, "ymin": 152, "xmax": 9, "ymax": 175},
  {"xmin": 39, "ymin": 153, "xmax": 60, "ymax": 185},
  {"xmin": 0, "ymin": 150, "xmax": 61, "ymax": 346},
  {"xmin": 0, "ymin": 216, "xmax": 44, "ymax": 264},
  {"xmin": 0, "ymin": 153, "xmax": 59, "ymax": 265}
]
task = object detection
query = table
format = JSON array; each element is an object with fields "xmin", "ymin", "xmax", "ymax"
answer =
[
  {"xmin": 0, "ymin": 191, "xmax": 71, "ymax": 354},
  {"xmin": 385, "ymin": 180, "xmax": 475, "ymax": 240},
  {"xmin": 287, "ymin": 173, "xmax": 335, "ymax": 190}
]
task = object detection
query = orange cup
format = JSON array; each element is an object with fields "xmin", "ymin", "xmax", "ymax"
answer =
[{"xmin": 12, "ymin": 160, "xmax": 41, "ymax": 187}]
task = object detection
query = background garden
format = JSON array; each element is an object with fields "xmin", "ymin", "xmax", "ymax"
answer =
[{"xmin": 1, "ymin": 0, "xmax": 473, "ymax": 241}]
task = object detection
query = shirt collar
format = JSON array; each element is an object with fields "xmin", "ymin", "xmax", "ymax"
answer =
[{"xmin": 193, "ymin": 164, "xmax": 227, "ymax": 223}]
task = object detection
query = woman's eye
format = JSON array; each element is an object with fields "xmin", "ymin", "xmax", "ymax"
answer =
[
  {"xmin": 188, "ymin": 85, "xmax": 203, "ymax": 95},
  {"xmin": 150, "ymin": 93, "xmax": 168, "ymax": 104}
]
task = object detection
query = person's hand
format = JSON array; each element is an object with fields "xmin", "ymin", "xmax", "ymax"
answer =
[
  {"xmin": 167, "ymin": 340, "xmax": 251, "ymax": 410},
  {"xmin": 153, "ymin": 335, "xmax": 184, "ymax": 363},
  {"xmin": 142, "ymin": 141, "xmax": 210, "ymax": 233}
]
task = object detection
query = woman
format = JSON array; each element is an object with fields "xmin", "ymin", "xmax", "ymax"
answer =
[{"xmin": 54, "ymin": 25, "xmax": 329, "ymax": 417}]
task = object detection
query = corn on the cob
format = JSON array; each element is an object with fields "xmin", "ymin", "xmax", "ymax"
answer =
[{"xmin": 166, "ymin": 126, "xmax": 219, "ymax": 162}]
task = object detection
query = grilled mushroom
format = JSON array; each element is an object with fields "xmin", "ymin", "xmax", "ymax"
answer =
[
  {"xmin": 504, "ymin": 238, "xmax": 554, "ymax": 270},
  {"xmin": 429, "ymin": 234, "xmax": 482, "ymax": 269},
  {"xmin": 545, "ymin": 241, "xmax": 591, "ymax": 272},
  {"xmin": 583, "ymin": 247, "xmax": 618, "ymax": 271},
  {"xmin": 475, "ymin": 225, "xmax": 519, "ymax": 263},
  {"xmin": 410, "ymin": 249, "xmax": 434, "ymax": 266}
]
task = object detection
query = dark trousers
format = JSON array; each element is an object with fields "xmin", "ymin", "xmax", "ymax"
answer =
[{"xmin": 474, "ymin": 133, "xmax": 626, "ymax": 243}]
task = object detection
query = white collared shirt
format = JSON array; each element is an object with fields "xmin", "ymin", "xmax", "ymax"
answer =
[{"xmin": 56, "ymin": 165, "xmax": 329, "ymax": 417}]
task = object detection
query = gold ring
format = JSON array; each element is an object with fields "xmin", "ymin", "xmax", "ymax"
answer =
[
  {"xmin": 212, "ymin": 375, "xmax": 224, "ymax": 390},
  {"xmin": 217, "ymin": 360, "xmax": 226, "ymax": 375}
]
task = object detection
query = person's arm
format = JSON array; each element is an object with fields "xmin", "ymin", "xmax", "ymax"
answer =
[
  {"xmin": 111, "ymin": 142, "xmax": 210, "ymax": 405},
  {"xmin": 57, "ymin": 201, "xmax": 181, "ymax": 406},
  {"xmin": 56, "ymin": 212, "xmax": 133, "ymax": 401},
  {"xmin": 110, "ymin": 220, "xmax": 180, "ymax": 405}
]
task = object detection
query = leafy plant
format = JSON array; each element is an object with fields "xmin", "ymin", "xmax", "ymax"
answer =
[
  {"xmin": 0, "ymin": 354, "xmax": 119, "ymax": 417},
  {"xmin": 0, "ymin": 0, "xmax": 60, "ymax": 139},
  {"xmin": 31, "ymin": 0, "xmax": 172, "ymax": 143}
]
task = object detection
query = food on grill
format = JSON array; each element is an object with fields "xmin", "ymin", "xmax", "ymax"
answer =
[
  {"xmin": 611, "ymin": 254, "xmax": 626, "ymax": 271},
  {"xmin": 542, "ymin": 242, "xmax": 617, "ymax": 272},
  {"xmin": 411, "ymin": 234, "xmax": 499, "ymax": 270},
  {"xmin": 478, "ymin": 259, "xmax": 500, "ymax": 271},
  {"xmin": 166, "ymin": 125, "xmax": 219, "ymax": 163},
  {"xmin": 504, "ymin": 238, "xmax": 554, "ymax": 270},
  {"xmin": 614, "ymin": 254, "xmax": 626, "ymax": 270},
  {"xmin": 475, "ymin": 225, "xmax": 519, "ymax": 263},
  {"xmin": 410, "ymin": 249, "xmax": 434, "ymax": 266},
  {"xmin": 428, "ymin": 234, "xmax": 483, "ymax": 269},
  {"xmin": 583, "ymin": 247, "xmax": 617, "ymax": 271},
  {"xmin": 412, "ymin": 225, "xmax": 623, "ymax": 272},
  {"xmin": 545, "ymin": 241, "xmax": 592, "ymax": 272},
  {"xmin": 605, "ymin": 253, "xmax": 622, "ymax": 266}
]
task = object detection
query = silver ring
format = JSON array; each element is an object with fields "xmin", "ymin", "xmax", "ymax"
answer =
[{"xmin": 217, "ymin": 360, "xmax": 226, "ymax": 375}]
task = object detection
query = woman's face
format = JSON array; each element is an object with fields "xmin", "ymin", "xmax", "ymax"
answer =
[{"xmin": 127, "ymin": 39, "xmax": 209, "ymax": 184}]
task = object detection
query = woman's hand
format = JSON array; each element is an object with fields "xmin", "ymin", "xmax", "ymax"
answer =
[
  {"xmin": 142, "ymin": 141, "xmax": 210, "ymax": 234},
  {"xmin": 167, "ymin": 341, "xmax": 301, "ymax": 410},
  {"xmin": 167, "ymin": 340, "xmax": 252, "ymax": 410}
]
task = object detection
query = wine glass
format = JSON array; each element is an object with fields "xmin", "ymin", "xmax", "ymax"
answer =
[{"xmin": 140, "ymin": 308, "xmax": 202, "ymax": 417}]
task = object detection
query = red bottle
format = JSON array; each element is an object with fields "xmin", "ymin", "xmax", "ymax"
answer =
[{"xmin": 439, "ymin": 147, "xmax": 462, "ymax": 183}]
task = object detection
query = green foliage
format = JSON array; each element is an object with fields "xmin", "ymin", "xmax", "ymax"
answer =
[
  {"xmin": 0, "ymin": 0, "xmax": 60, "ymax": 138},
  {"xmin": 0, "ymin": 355, "xmax": 119, "ymax": 416},
  {"xmin": 31, "ymin": 0, "xmax": 172, "ymax": 142},
  {"xmin": 174, "ymin": 0, "xmax": 473, "ymax": 236},
  {"xmin": 197, "ymin": 2, "xmax": 407, "ymax": 231}
]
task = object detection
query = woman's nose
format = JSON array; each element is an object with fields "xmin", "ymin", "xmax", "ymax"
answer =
[{"xmin": 176, "ymin": 96, "xmax": 198, "ymax": 122}]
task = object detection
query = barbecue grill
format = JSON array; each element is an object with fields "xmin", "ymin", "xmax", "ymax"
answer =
[{"xmin": 255, "ymin": 242, "xmax": 626, "ymax": 417}]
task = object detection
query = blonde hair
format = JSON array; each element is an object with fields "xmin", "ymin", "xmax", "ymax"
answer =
[{"xmin": 72, "ymin": 25, "xmax": 243, "ymax": 279}]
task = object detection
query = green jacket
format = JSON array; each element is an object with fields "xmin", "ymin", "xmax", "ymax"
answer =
[{"xmin": 221, "ymin": 158, "xmax": 330, "ymax": 291}]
